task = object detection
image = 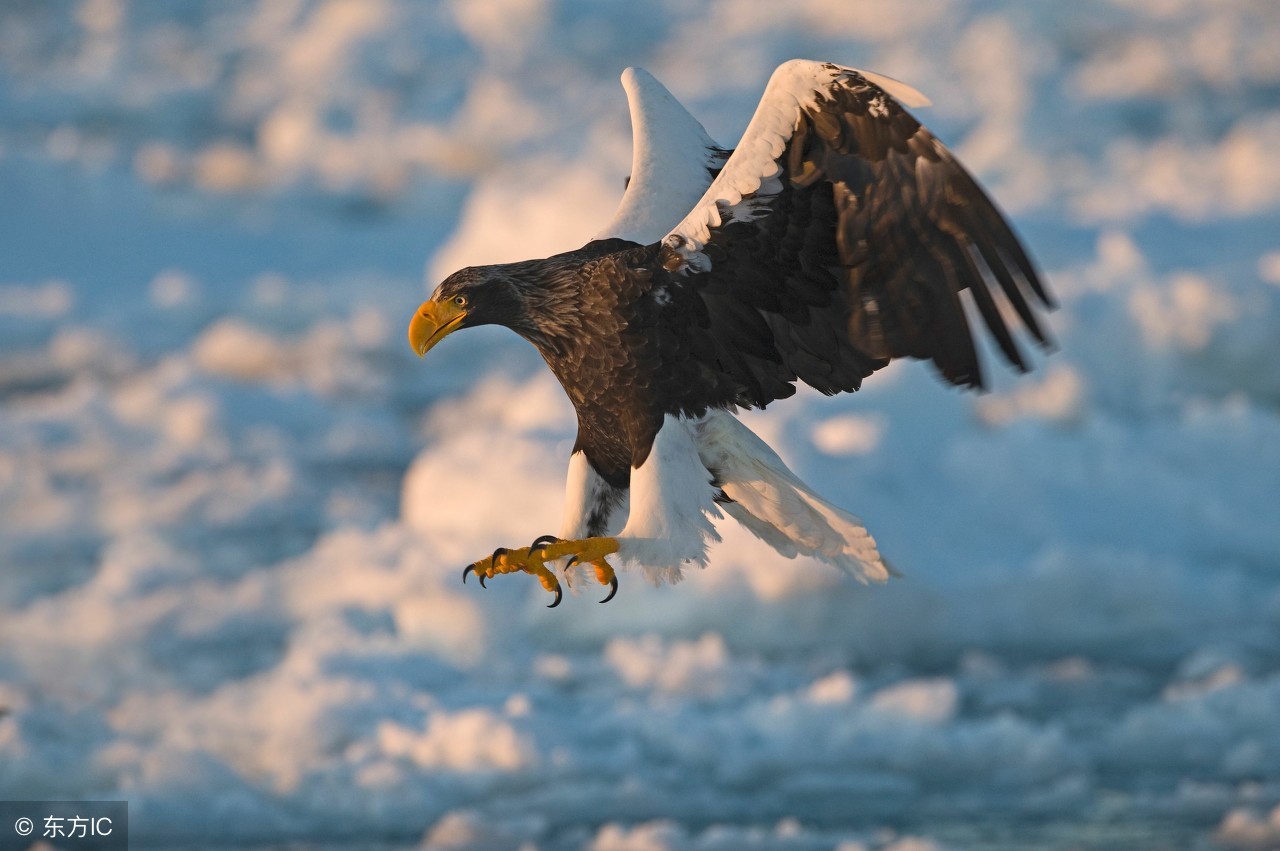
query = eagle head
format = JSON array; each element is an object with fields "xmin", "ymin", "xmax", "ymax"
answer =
[{"xmin": 408, "ymin": 266, "xmax": 537, "ymax": 357}]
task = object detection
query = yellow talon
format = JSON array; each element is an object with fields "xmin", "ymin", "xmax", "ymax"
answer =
[
  {"xmin": 461, "ymin": 536, "xmax": 620, "ymax": 607},
  {"xmin": 593, "ymin": 561, "xmax": 618, "ymax": 604},
  {"xmin": 532, "ymin": 565, "xmax": 560, "ymax": 593},
  {"xmin": 593, "ymin": 562, "xmax": 616, "ymax": 586}
]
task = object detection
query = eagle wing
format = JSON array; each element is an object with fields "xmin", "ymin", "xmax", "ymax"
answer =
[
  {"xmin": 656, "ymin": 59, "xmax": 1052, "ymax": 405},
  {"xmin": 596, "ymin": 67, "xmax": 730, "ymax": 245}
]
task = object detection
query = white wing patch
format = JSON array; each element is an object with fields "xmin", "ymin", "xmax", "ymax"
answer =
[
  {"xmin": 662, "ymin": 59, "xmax": 931, "ymax": 273},
  {"xmin": 596, "ymin": 68, "xmax": 726, "ymax": 246}
]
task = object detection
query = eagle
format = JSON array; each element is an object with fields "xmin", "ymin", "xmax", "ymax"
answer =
[{"xmin": 409, "ymin": 60, "xmax": 1051, "ymax": 607}]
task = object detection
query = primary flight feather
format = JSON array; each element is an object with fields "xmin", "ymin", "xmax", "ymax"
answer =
[{"xmin": 409, "ymin": 60, "xmax": 1052, "ymax": 606}]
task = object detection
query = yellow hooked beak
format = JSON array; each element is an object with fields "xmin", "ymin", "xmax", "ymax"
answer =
[{"xmin": 408, "ymin": 297, "xmax": 467, "ymax": 357}]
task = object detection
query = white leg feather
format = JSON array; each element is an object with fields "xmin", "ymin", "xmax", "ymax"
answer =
[
  {"xmin": 557, "ymin": 451, "xmax": 628, "ymax": 540},
  {"xmin": 692, "ymin": 410, "xmax": 893, "ymax": 584},
  {"xmin": 615, "ymin": 415, "xmax": 722, "ymax": 583}
]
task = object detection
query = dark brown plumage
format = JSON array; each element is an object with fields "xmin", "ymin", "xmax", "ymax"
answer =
[{"xmin": 426, "ymin": 64, "xmax": 1051, "ymax": 494}]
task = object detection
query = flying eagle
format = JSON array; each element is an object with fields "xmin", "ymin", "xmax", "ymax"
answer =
[{"xmin": 409, "ymin": 60, "xmax": 1051, "ymax": 606}]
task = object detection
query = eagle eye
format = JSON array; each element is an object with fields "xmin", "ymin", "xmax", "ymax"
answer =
[{"xmin": 453, "ymin": 295, "xmax": 468, "ymax": 307}]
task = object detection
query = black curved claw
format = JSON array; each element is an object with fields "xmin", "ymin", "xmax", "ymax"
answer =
[
  {"xmin": 599, "ymin": 575, "xmax": 619, "ymax": 604},
  {"xmin": 529, "ymin": 534, "xmax": 562, "ymax": 555},
  {"xmin": 565, "ymin": 556, "xmax": 580, "ymax": 569},
  {"xmin": 462, "ymin": 563, "xmax": 490, "ymax": 589},
  {"xmin": 476, "ymin": 547, "xmax": 507, "ymax": 589},
  {"xmin": 547, "ymin": 585, "xmax": 563, "ymax": 609}
]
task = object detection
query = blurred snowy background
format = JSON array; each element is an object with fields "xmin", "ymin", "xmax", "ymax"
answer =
[{"xmin": 2, "ymin": 1, "xmax": 1279, "ymax": 849}]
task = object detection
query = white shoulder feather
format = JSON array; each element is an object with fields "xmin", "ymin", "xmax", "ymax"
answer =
[
  {"xmin": 662, "ymin": 59, "xmax": 930, "ymax": 273},
  {"xmin": 595, "ymin": 67, "xmax": 727, "ymax": 245}
]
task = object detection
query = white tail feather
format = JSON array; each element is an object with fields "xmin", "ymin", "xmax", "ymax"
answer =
[{"xmin": 692, "ymin": 410, "xmax": 894, "ymax": 584}]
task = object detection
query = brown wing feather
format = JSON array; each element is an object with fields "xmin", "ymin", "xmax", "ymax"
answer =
[{"xmin": 653, "ymin": 64, "xmax": 1051, "ymax": 407}]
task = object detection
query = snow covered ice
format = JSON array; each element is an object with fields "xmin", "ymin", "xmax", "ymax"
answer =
[{"xmin": 3, "ymin": 1, "xmax": 1280, "ymax": 848}]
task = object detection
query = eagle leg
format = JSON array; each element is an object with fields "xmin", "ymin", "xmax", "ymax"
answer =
[{"xmin": 461, "ymin": 536, "xmax": 620, "ymax": 607}]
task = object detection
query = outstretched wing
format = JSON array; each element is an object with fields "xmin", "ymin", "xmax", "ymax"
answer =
[
  {"xmin": 658, "ymin": 59, "xmax": 1051, "ymax": 403},
  {"xmin": 596, "ymin": 67, "xmax": 730, "ymax": 245}
]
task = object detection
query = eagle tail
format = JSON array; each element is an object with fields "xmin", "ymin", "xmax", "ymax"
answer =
[{"xmin": 693, "ymin": 411, "xmax": 895, "ymax": 584}]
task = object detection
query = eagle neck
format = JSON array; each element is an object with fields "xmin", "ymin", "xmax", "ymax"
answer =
[{"xmin": 497, "ymin": 260, "xmax": 581, "ymax": 361}]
